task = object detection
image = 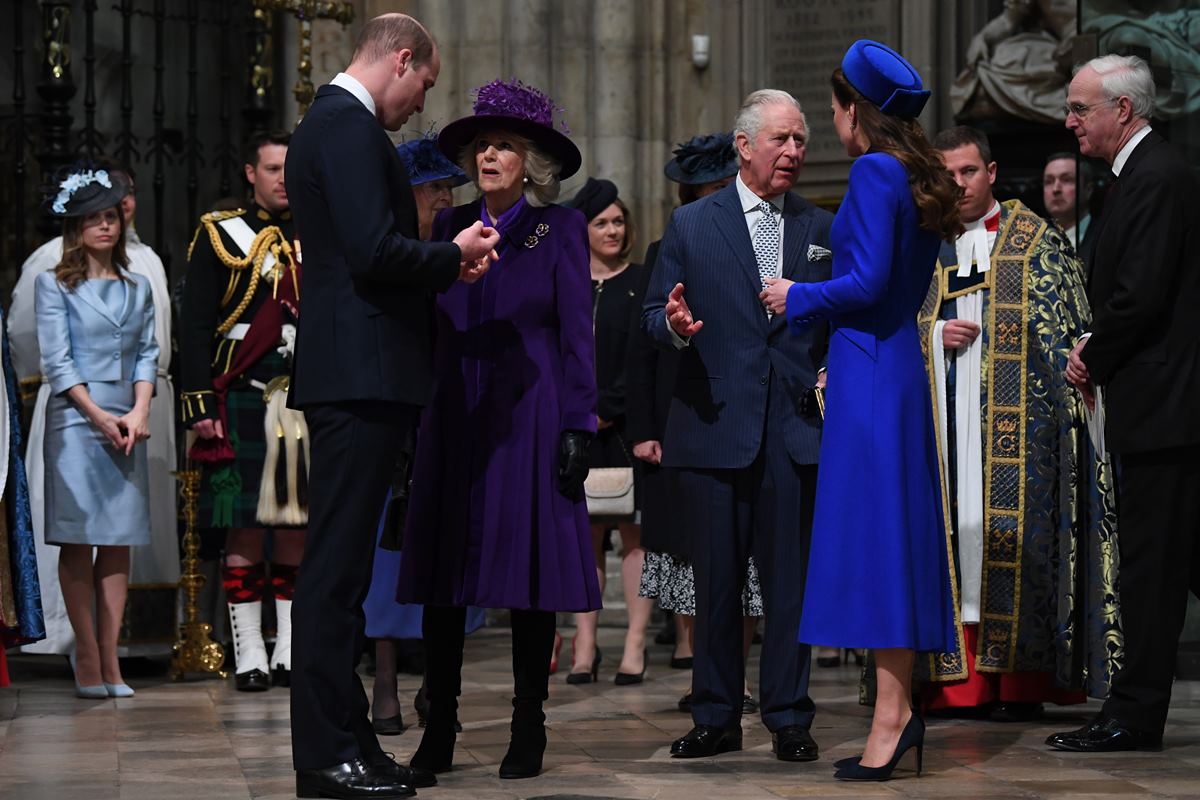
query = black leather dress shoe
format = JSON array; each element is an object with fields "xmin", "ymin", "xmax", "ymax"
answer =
[
  {"xmin": 295, "ymin": 757, "xmax": 414, "ymax": 798},
  {"xmin": 271, "ymin": 665, "xmax": 290, "ymax": 687},
  {"xmin": 367, "ymin": 754, "xmax": 437, "ymax": 788},
  {"xmin": 1046, "ymin": 717, "xmax": 1162, "ymax": 752},
  {"xmin": 772, "ymin": 725, "xmax": 819, "ymax": 762},
  {"xmin": 670, "ymin": 724, "xmax": 743, "ymax": 758},
  {"xmin": 235, "ymin": 669, "xmax": 270, "ymax": 692}
]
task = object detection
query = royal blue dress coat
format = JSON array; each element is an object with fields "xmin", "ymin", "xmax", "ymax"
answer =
[
  {"xmin": 397, "ymin": 199, "xmax": 602, "ymax": 613},
  {"xmin": 788, "ymin": 153, "xmax": 956, "ymax": 652}
]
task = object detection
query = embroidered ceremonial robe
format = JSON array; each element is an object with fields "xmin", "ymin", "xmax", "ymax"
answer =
[{"xmin": 916, "ymin": 199, "xmax": 1121, "ymax": 698}]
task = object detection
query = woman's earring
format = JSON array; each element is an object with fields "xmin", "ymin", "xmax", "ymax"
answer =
[{"xmin": 523, "ymin": 175, "xmax": 530, "ymax": 184}]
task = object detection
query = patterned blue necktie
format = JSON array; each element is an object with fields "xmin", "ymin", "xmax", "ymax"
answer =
[{"xmin": 753, "ymin": 200, "xmax": 780, "ymax": 289}]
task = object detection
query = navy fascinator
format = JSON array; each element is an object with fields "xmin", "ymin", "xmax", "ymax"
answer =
[
  {"xmin": 663, "ymin": 132, "xmax": 739, "ymax": 185},
  {"xmin": 396, "ymin": 132, "xmax": 469, "ymax": 188}
]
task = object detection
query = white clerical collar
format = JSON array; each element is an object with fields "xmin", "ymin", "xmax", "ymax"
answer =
[
  {"xmin": 1112, "ymin": 125, "xmax": 1151, "ymax": 177},
  {"xmin": 330, "ymin": 72, "xmax": 376, "ymax": 117},
  {"xmin": 735, "ymin": 173, "xmax": 785, "ymax": 215},
  {"xmin": 954, "ymin": 200, "xmax": 1001, "ymax": 278}
]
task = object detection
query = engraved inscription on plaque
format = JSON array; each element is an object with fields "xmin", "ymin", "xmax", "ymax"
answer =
[{"xmin": 767, "ymin": 0, "xmax": 900, "ymax": 165}]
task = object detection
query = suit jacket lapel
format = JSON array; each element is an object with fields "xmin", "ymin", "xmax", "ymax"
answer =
[
  {"xmin": 75, "ymin": 280, "xmax": 120, "ymax": 327},
  {"xmin": 710, "ymin": 184, "xmax": 762, "ymax": 293},
  {"xmin": 1086, "ymin": 131, "xmax": 1159, "ymax": 293},
  {"xmin": 781, "ymin": 193, "xmax": 810, "ymax": 280},
  {"xmin": 768, "ymin": 194, "xmax": 812, "ymax": 334},
  {"xmin": 115, "ymin": 278, "xmax": 135, "ymax": 327}
]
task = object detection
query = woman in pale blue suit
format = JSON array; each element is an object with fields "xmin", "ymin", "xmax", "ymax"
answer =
[{"xmin": 35, "ymin": 166, "xmax": 158, "ymax": 699}]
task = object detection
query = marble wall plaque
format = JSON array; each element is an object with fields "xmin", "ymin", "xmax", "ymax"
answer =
[{"xmin": 766, "ymin": 0, "xmax": 900, "ymax": 165}]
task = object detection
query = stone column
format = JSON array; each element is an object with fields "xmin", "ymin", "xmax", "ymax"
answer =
[
  {"xmin": 409, "ymin": 0, "xmax": 464, "ymax": 141},
  {"xmin": 899, "ymin": 0, "xmax": 940, "ymax": 134},
  {"xmin": 506, "ymin": 0, "xmax": 553, "ymax": 92},
  {"xmin": 550, "ymin": 0, "xmax": 593, "ymax": 199},
  {"xmin": 589, "ymin": 0, "xmax": 640, "ymax": 204}
]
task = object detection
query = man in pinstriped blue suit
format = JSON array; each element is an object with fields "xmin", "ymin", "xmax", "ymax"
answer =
[{"xmin": 644, "ymin": 89, "xmax": 833, "ymax": 762}]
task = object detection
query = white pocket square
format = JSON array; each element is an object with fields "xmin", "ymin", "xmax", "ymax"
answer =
[{"xmin": 807, "ymin": 244, "xmax": 832, "ymax": 261}]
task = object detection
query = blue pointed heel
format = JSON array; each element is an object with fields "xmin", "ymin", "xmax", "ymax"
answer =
[
  {"xmin": 69, "ymin": 651, "xmax": 108, "ymax": 699},
  {"xmin": 104, "ymin": 682, "xmax": 135, "ymax": 698},
  {"xmin": 75, "ymin": 683, "xmax": 108, "ymax": 699},
  {"xmin": 834, "ymin": 714, "xmax": 924, "ymax": 781}
]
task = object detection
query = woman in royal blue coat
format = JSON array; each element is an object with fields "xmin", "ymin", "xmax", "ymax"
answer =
[
  {"xmin": 397, "ymin": 79, "xmax": 600, "ymax": 780},
  {"xmin": 761, "ymin": 41, "xmax": 963, "ymax": 781}
]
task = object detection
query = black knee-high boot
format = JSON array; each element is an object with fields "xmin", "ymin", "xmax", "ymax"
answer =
[
  {"xmin": 500, "ymin": 609, "xmax": 556, "ymax": 779},
  {"xmin": 410, "ymin": 605, "xmax": 466, "ymax": 773}
]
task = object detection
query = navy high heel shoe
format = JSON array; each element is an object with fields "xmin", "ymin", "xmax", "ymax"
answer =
[{"xmin": 835, "ymin": 714, "xmax": 924, "ymax": 781}]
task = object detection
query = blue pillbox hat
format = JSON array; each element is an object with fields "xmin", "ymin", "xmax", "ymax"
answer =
[{"xmin": 841, "ymin": 39, "xmax": 930, "ymax": 119}]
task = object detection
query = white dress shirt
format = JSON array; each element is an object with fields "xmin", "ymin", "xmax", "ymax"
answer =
[
  {"xmin": 330, "ymin": 72, "xmax": 376, "ymax": 117},
  {"xmin": 735, "ymin": 173, "xmax": 785, "ymax": 277},
  {"xmin": 1112, "ymin": 124, "xmax": 1152, "ymax": 177}
]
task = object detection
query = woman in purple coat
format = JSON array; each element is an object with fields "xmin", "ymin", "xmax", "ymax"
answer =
[{"xmin": 397, "ymin": 79, "xmax": 600, "ymax": 780}]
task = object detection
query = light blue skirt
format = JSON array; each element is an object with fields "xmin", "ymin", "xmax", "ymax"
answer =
[
  {"xmin": 43, "ymin": 380, "xmax": 150, "ymax": 547},
  {"xmin": 365, "ymin": 493, "xmax": 485, "ymax": 639}
]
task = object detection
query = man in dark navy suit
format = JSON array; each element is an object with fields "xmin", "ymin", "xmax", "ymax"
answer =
[
  {"xmin": 284, "ymin": 13, "xmax": 499, "ymax": 799},
  {"xmin": 643, "ymin": 89, "xmax": 833, "ymax": 763},
  {"xmin": 1053, "ymin": 54, "xmax": 1200, "ymax": 755}
]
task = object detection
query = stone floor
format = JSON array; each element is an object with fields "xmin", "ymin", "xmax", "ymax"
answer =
[{"xmin": 2, "ymin": 628, "xmax": 1199, "ymax": 800}]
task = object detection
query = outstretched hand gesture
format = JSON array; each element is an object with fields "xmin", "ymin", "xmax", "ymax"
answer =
[{"xmin": 666, "ymin": 283, "xmax": 703, "ymax": 338}]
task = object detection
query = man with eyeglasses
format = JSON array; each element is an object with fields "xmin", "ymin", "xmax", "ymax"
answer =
[{"xmin": 1052, "ymin": 54, "xmax": 1200, "ymax": 754}]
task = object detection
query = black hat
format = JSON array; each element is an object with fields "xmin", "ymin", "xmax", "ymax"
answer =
[
  {"xmin": 562, "ymin": 177, "xmax": 619, "ymax": 222},
  {"xmin": 438, "ymin": 78, "xmax": 582, "ymax": 180},
  {"xmin": 664, "ymin": 132, "xmax": 739, "ymax": 185},
  {"xmin": 44, "ymin": 165, "xmax": 130, "ymax": 218}
]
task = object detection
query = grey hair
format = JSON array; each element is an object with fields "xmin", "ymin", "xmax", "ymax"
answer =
[
  {"xmin": 1078, "ymin": 54, "xmax": 1156, "ymax": 120},
  {"xmin": 733, "ymin": 89, "xmax": 808, "ymax": 145},
  {"xmin": 459, "ymin": 131, "xmax": 562, "ymax": 207}
]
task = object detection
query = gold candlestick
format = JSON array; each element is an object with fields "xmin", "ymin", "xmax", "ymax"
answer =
[
  {"xmin": 255, "ymin": 0, "xmax": 355, "ymax": 118},
  {"xmin": 169, "ymin": 464, "xmax": 228, "ymax": 680}
]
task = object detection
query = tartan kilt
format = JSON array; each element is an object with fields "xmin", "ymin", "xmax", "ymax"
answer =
[{"xmin": 197, "ymin": 354, "xmax": 302, "ymax": 532}]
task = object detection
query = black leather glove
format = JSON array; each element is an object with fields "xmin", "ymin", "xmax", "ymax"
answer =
[{"xmin": 557, "ymin": 430, "xmax": 593, "ymax": 500}]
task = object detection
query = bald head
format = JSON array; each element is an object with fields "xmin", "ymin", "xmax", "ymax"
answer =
[{"xmin": 351, "ymin": 13, "xmax": 435, "ymax": 68}]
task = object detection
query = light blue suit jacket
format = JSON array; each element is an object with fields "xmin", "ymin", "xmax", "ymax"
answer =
[{"xmin": 34, "ymin": 271, "xmax": 159, "ymax": 396}]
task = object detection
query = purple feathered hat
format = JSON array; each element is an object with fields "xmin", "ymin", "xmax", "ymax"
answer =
[{"xmin": 437, "ymin": 78, "xmax": 582, "ymax": 180}]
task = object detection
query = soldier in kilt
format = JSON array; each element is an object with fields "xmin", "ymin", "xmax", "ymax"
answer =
[{"xmin": 179, "ymin": 131, "xmax": 307, "ymax": 692}]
